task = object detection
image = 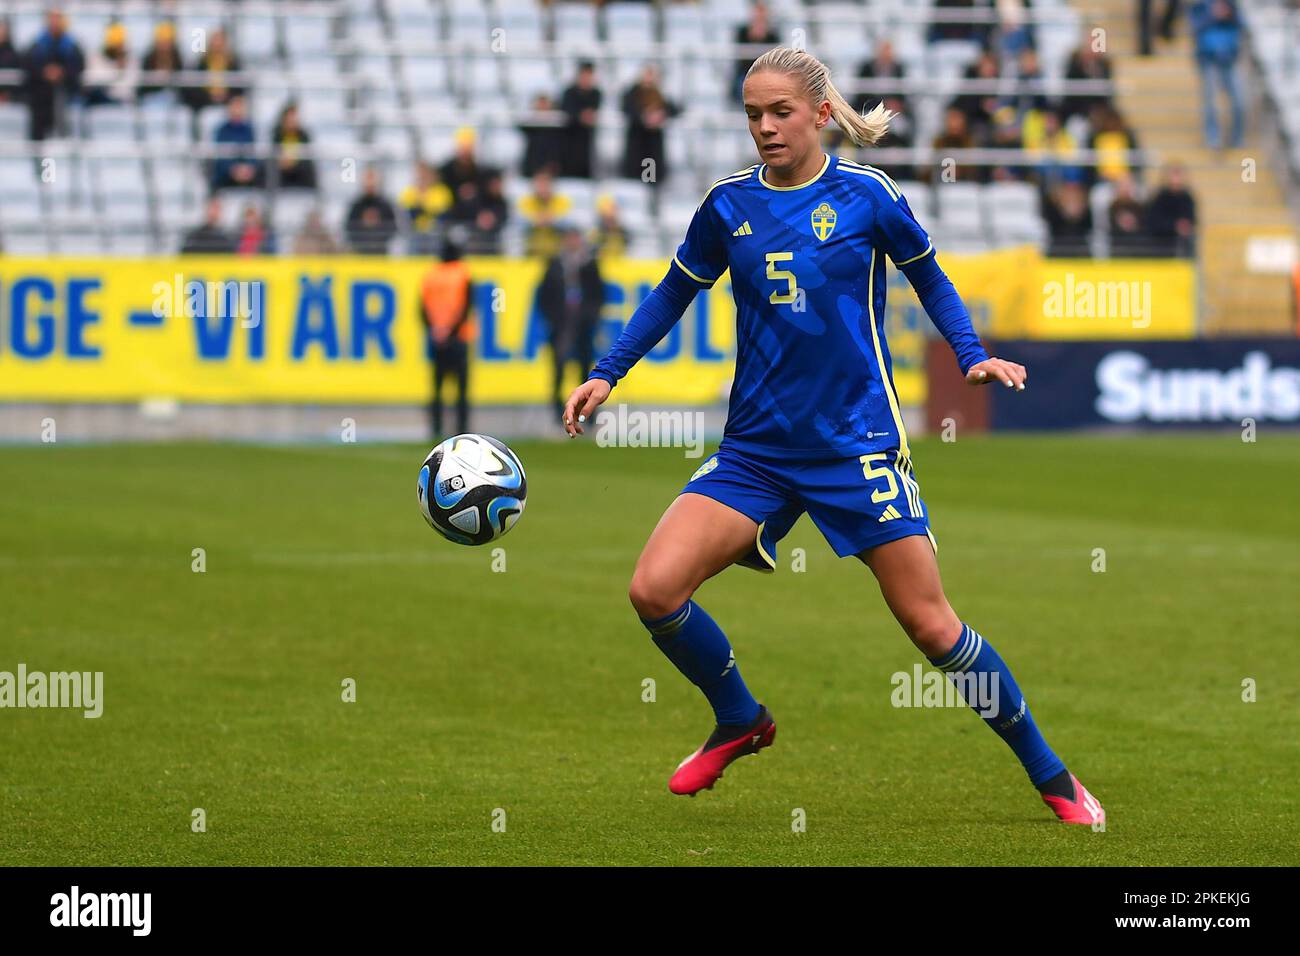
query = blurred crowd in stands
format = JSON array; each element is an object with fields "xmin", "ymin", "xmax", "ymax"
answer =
[{"xmin": 0, "ymin": 2, "xmax": 1205, "ymax": 260}]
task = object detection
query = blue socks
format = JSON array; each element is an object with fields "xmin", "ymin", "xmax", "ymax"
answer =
[
  {"xmin": 642, "ymin": 605, "xmax": 1065, "ymax": 788},
  {"xmin": 928, "ymin": 623, "xmax": 1067, "ymax": 788},
  {"xmin": 641, "ymin": 599, "xmax": 761, "ymax": 727}
]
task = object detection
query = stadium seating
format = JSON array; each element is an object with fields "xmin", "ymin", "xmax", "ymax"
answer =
[
  {"xmin": 0, "ymin": 0, "xmax": 1206, "ymax": 260},
  {"xmin": 1242, "ymin": 0, "xmax": 1300, "ymax": 187}
]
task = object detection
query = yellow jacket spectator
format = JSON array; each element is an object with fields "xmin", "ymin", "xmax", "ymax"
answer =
[
  {"xmin": 519, "ymin": 170, "xmax": 572, "ymax": 258},
  {"xmin": 400, "ymin": 162, "xmax": 454, "ymax": 234},
  {"xmin": 1088, "ymin": 106, "xmax": 1141, "ymax": 182},
  {"xmin": 589, "ymin": 194, "xmax": 629, "ymax": 258}
]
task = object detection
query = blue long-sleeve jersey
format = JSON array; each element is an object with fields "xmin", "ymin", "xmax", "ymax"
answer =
[{"xmin": 588, "ymin": 154, "xmax": 989, "ymax": 459}]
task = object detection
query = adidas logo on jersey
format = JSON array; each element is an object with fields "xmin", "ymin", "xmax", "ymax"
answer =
[
  {"xmin": 732, "ymin": 221, "xmax": 752, "ymax": 237},
  {"xmin": 878, "ymin": 505, "xmax": 903, "ymax": 522}
]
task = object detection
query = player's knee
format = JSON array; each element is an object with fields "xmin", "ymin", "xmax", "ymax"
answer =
[
  {"xmin": 628, "ymin": 568, "xmax": 691, "ymax": 622},
  {"xmin": 907, "ymin": 612, "xmax": 962, "ymax": 658}
]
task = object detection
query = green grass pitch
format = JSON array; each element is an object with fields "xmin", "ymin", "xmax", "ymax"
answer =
[{"xmin": 1, "ymin": 434, "xmax": 1297, "ymax": 866}]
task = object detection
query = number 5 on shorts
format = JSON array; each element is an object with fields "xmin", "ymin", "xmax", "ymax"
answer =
[{"xmin": 859, "ymin": 453, "xmax": 899, "ymax": 504}]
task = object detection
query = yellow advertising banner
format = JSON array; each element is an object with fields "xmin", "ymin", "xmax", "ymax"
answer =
[
  {"xmin": 1021, "ymin": 258, "xmax": 1198, "ymax": 338},
  {"xmin": 0, "ymin": 252, "xmax": 1195, "ymax": 403}
]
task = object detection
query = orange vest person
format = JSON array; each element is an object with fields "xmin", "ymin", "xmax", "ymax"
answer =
[
  {"xmin": 1293, "ymin": 261, "xmax": 1300, "ymax": 335},
  {"xmin": 421, "ymin": 256, "xmax": 475, "ymax": 344},
  {"xmin": 419, "ymin": 239, "xmax": 475, "ymax": 439}
]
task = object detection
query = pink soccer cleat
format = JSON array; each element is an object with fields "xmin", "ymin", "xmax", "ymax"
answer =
[
  {"xmin": 669, "ymin": 705, "xmax": 776, "ymax": 796},
  {"xmin": 1041, "ymin": 773, "xmax": 1106, "ymax": 826}
]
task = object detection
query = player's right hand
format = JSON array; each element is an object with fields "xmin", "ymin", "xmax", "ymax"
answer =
[
  {"xmin": 562, "ymin": 378, "xmax": 612, "ymax": 437},
  {"xmin": 965, "ymin": 357, "xmax": 1027, "ymax": 391}
]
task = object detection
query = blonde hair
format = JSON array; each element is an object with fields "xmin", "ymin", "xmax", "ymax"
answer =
[{"xmin": 745, "ymin": 47, "xmax": 893, "ymax": 147}]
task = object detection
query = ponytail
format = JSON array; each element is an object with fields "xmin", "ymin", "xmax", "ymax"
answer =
[{"xmin": 746, "ymin": 47, "xmax": 893, "ymax": 147}]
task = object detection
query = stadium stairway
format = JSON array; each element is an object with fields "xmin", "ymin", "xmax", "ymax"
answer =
[{"xmin": 1071, "ymin": 0, "xmax": 1298, "ymax": 333}]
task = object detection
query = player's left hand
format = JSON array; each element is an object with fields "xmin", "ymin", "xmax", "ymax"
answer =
[{"xmin": 966, "ymin": 358, "xmax": 1027, "ymax": 391}]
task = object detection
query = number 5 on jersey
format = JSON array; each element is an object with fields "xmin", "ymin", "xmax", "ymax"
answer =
[{"xmin": 765, "ymin": 251, "xmax": 800, "ymax": 305}]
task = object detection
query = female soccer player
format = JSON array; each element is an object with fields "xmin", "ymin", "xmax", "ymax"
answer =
[{"xmin": 561, "ymin": 48, "xmax": 1104, "ymax": 825}]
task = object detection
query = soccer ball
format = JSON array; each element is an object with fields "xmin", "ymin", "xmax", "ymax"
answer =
[{"xmin": 417, "ymin": 434, "xmax": 528, "ymax": 545}]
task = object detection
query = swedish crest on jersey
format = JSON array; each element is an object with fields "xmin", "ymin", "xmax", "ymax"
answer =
[{"xmin": 810, "ymin": 202, "xmax": 837, "ymax": 241}]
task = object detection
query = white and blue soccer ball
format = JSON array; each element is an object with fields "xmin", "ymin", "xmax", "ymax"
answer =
[{"xmin": 417, "ymin": 434, "xmax": 527, "ymax": 545}]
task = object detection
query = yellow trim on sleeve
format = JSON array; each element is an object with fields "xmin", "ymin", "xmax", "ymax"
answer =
[
  {"xmin": 673, "ymin": 255, "xmax": 715, "ymax": 286},
  {"xmin": 894, "ymin": 241, "xmax": 934, "ymax": 266}
]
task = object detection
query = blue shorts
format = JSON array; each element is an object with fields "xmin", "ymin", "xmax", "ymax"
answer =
[{"xmin": 680, "ymin": 444, "xmax": 937, "ymax": 572}]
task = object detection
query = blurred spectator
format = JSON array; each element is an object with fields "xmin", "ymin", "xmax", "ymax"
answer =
[
  {"xmin": 930, "ymin": 0, "xmax": 991, "ymax": 45},
  {"xmin": 731, "ymin": 2, "xmax": 779, "ymax": 104},
  {"xmin": 440, "ymin": 126, "xmax": 500, "ymax": 238},
  {"xmin": 85, "ymin": 21, "xmax": 137, "ymax": 106},
  {"xmin": 560, "ymin": 61, "xmax": 601, "ymax": 178},
  {"xmin": 1191, "ymin": 0, "xmax": 1244, "ymax": 148},
  {"xmin": 183, "ymin": 27, "xmax": 243, "ymax": 114},
  {"xmin": 1088, "ymin": 105, "xmax": 1141, "ymax": 184},
  {"xmin": 442, "ymin": 144, "xmax": 496, "ymax": 245},
  {"xmin": 988, "ymin": 113, "xmax": 1027, "ymax": 182},
  {"xmin": 138, "ymin": 21, "xmax": 182, "ymax": 101},
  {"xmin": 537, "ymin": 227, "xmax": 604, "ymax": 425},
  {"xmin": 345, "ymin": 166, "xmax": 399, "ymax": 255},
  {"xmin": 400, "ymin": 161, "xmax": 453, "ymax": 255},
  {"xmin": 927, "ymin": 106, "xmax": 976, "ymax": 182},
  {"xmin": 519, "ymin": 169, "xmax": 573, "ymax": 258},
  {"xmin": 271, "ymin": 102, "xmax": 316, "ymax": 190},
  {"xmin": 854, "ymin": 39, "xmax": 908, "ymax": 116},
  {"xmin": 953, "ymin": 51, "xmax": 1003, "ymax": 146},
  {"xmin": 874, "ymin": 95, "xmax": 914, "ymax": 150},
  {"xmin": 589, "ymin": 194, "xmax": 629, "ymax": 258},
  {"xmin": 1146, "ymin": 162, "xmax": 1197, "ymax": 258},
  {"xmin": 23, "ymin": 7, "xmax": 84, "ymax": 140},
  {"xmin": 1107, "ymin": 175, "xmax": 1148, "ymax": 257},
  {"xmin": 859, "ymin": 92, "xmax": 916, "ymax": 180},
  {"xmin": 1042, "ymin": 181, "xmax": 1094, "ymax": 257},
  {"xmin": 1024, "ymin": 109, "xmax": 1084, "ymax": 188},
  {"xmin": 518, "ymin": 92, "xmax": 564, "ymax": 177},
  {"xmin": 1139, "ymin": 0, "xmax": 1182, "ymax": 56},
  {"xmin": 235, "ymin": 203, "xmax": 275, "ymax": 256},
  {"xmin": 292, "ymin": 208, "xmax": 341, "ymax": 255},
  {"xmin": 996, "ymin": 0, "xmax": 1036, "ymax": 58},
  {"xmin": 621, "ymin": 64, "xmax": 680, "ymax": 184},
  {"xmin": 465, "ymin": 171, "xmax": 508, "ymax": 255},
  {"xmin": 1061, "ymin": 40, "xmax": 1112, "ymax": 124},
  {"xmin": 0, "ymin": 20, "xmax": 22, "ymax": 104},
  {"xmin": 1010, "ymin": 47, "xmax": 1048, "ymax": 119},
  {"xmin": 181, "ymin": 197, "xmax": 236, "ymax": 254},
  {"xmin": 976, "ymin": 46, "xmax": 1049, "ymax": 181},
  {"xmin": 210, "ymin": 94, "xmax": 262, "ymax": 190},
  {"xmin": 440, "ymin": 126, "xmax": 487, "ymax": 197},
  {"xmin": 419, "ymin": 237, "xmax": 475, "ymax": 439}
]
